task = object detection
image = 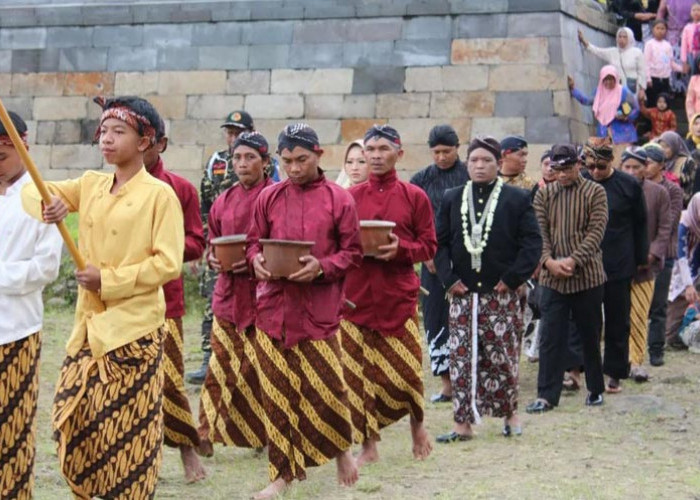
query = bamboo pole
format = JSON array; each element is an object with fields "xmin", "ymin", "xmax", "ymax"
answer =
[{"xmin": 0, "ymin": 98, "xmax": 86, "ymax": 270}]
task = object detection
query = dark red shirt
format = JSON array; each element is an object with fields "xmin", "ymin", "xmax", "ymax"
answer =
[
  {"xmin": 246, "ymin": 172, "xmax": 362, "ymax": 347},
  {"xmin": 209, "ymin": 178, "xmax": 274, "ymax": 329},
  {"xmin": 148, "ymin": 157, "xmax": 205, "ymax": 318},
  {"xmin": 344, "ymin": 169, "xmax": 437, "ymax": 335}
]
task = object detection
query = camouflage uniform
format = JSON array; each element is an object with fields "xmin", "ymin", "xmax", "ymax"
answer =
[{"xmin": 502, "ymin": 172, "xmax": 536, "ymax": 190}]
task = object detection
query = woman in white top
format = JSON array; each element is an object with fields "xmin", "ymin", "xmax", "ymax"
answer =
[{"xmin": 579, "ymin": 26, "xmax": 648, "ymax": 93}]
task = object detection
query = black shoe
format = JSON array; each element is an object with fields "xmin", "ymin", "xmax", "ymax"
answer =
[
  {"xmin": 436, "ymin": 431, "xmax": 473, "ymax": 443},
  {"xmin": 502, "ymin": 424, "xmax": 523, "ymax": 437},
  {"xmin": 585, "ymin": 393, "xmax": 604, "ymax": 406},
  {"xmin": 430, "ymin": 393, "xmax": 452, "ymax": 403},
  {"xmin": 525, "ymin": 399, "xmax": 553, "ymax": 414},
  {"xmin": 185, "ymin": 350, "xmax": 211, "ymax": 385},
  {"xmin": 650, "ymin": 353, "xmax": 665, "ymax": 367}
]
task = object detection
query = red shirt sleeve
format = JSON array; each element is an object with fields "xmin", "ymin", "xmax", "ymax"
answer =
[{"xmin": 394, "ymin": 187, "xmax": 437, "ymax": 265}]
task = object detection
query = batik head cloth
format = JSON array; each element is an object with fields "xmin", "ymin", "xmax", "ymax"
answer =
[
  {"xmin": 549, "ymin": 144, "xmax": 579, "ymax": 169},
  {"xmin": 621, "ymin": 146, "xmax": 647, "ymax": 164},
  {"xmin": 93, "ymin": 96, "xmax": 157, "ymax": 145},
  {"xmin": 233, "ymin": 131, "xmax": 269, "ymax": 157},
  {"xmin": 277, "ymin": 123, "xmax": 321, "ymax": 154},
  {"xmin": 500, "ymin": 135, "xmax": 528, "ymax": 154},
  {"xmin": 0, "ymin": 110, "xmax": 28, "ymax": 149},
  {"xmin": 583, "ymin": 136, "xmax": 614, "ymax": 161},
  {"xmin": 364, "ymin": 124, "xmax": 402, "ymax": 147},
  {"xmin": 467, "ymin": 135, "xmax": 501, "ymax": 160}
]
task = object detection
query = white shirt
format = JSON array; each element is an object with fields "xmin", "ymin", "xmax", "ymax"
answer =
[
  {"xmin": 587, "ymin": 44, "xmax": 648, "ymax": 90},
  {"xmin": 0, "ymin": 172, "xmax": 62, "ymax": 345}
]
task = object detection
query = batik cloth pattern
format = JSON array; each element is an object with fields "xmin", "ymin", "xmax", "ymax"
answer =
[{"xmin": 629, "ymin": 280, "xmax": 655, "ymax": 365}]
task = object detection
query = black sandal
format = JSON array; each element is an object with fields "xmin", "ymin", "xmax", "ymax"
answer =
[{"xmin": 436, "ymin": 431, "xmax": 473, "ymax": 443}]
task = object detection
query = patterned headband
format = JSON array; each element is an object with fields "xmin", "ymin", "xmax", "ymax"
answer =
[
  {"xmin": 93, "ymin": 106, "xmax": 156, "ymax": 144},
  {"xmin": 0, "ymin": 132, "xmax": 28, "ymax": 149},
  {"xmin": 233, "ymin": 131, "xmax": 269, "ymax": 156},
  {"xmin": 277, "ymin": 123, "xmax": 321, "ymax": 153},
  {"xmin": 364, "ymin": 124, "xmax": 402, "ymax": 146}
]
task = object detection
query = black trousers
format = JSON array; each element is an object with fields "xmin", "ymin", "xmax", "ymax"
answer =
[
  {"xmin": 537, "ymin": 285, "xmax": 605, "ymax": 406},
  {"xmin": 648, "ymin": 259, "xmax": 674, "ymax": 357},
  {"xmin": 603, "ymin": 278, "xmax": 632, "ymax": 380},
  {"xmin": 420, "ymin": 265, "xmax": 450, "ymax": 376}
]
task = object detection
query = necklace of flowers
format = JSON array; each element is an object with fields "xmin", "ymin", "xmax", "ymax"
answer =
[{"xmin": 460, "ymin": 178, "xmax": 503, "ymax": 271}]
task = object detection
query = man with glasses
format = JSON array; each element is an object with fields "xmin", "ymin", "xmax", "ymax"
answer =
[{"xmin": 526, "ymin": 144, "xmax": 608, "ymax": 413}]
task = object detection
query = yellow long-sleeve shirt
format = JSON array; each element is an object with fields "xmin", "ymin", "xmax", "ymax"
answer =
[{"xmin": 22, "ymin": 167, "xmax": 184, "ymax": 358}]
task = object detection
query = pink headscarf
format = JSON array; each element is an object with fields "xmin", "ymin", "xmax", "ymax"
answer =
[{"xmin": 592, "ymin": 65, "xmax": 623, "ymax": 127}]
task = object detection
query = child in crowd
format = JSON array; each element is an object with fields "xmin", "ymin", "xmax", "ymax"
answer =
[
  {"xmin": 680, "ymin": 2, "xmax": 700, "ymax": 73},
  {"xmin": 685, "ymin": 53, "xmax": 700, "ymax": 120},
  {"xmin": 640, "ymin": 92, "xmax": 678, "ymax": 139},
  {"xmin": 645, "ymin": 19, "xmax": 684, "ymax": 105}
]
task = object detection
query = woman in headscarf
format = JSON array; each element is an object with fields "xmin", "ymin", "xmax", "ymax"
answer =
[
  {"xmin": 686, "ymin": 112, "xmax": 700, "ymax": 151},
  {"xmin": 658, "ymin": 130, "xmax": 700, "ymax": 205},
  {"xmin": 336, "ymin": 139, "xmax": 367, "ymax": 188},
  {"xmin": 569, "ymin": 65, "xmax": 640, "ymax": 145},
  {"xmin": 578, "ymin": 27, "xmax": 648, "ymax": 92}
]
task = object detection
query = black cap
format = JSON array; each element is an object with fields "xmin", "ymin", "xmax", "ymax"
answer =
[
  {"xmin": 549, "ymin": 144, "xmax": 579, "ymax": 169},
  {"xmin": 221, "ymin": 110, "xmax": 254, "ymax": 130},
  {"xmin": 500, "ymin": 135, "xmax": 528, "ymax": 153}
]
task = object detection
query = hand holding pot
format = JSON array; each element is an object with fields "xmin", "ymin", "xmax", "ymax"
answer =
[
  {"xmin": 375, "ymin": 233, "xmax": 399, "ymax": 261},
  {"xmin": 207, "ymin": 249, "xmax": 223, "ymax": 272},
  {"xmin": 253, "ymin": 253, "xmax": 272, "ymax": 280},
  {"xmin": 287, "ymin": 255, "xmax": 321, "ymax": 283}
]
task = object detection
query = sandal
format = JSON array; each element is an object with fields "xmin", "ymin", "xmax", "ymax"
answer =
[
  {"xmin": 436, "ymin": 431, "xmax": 473, "ymax": 443},
  {"xmin": 606, "ymin": 378, "xmax": 622, "ymax": 394}
]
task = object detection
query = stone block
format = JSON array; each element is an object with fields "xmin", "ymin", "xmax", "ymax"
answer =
[
  {"xmin": 131, "ymin": 4, "xmax": 174, "ymax": 24},
  {"xmin": 508, "ymin": 0, "xmax": 561, "ymax": 13},
  {"xmin": 293, "ymin": 20, "xmax": 346, "ymax": 43},
  {"xmin": 47, "ymin": 27, "xmax": 93, "ymax": 48},
  {"xmin": 0, "ymin": 28, "xmax": 46, "ymax": 50},
  {"xmin": 148, "ymin": 95, "xmax": 187, "ymax": 120},
  {"xmin": 429, "ymin": 91, "xmax": 495, "ymax": 117},
  {"xmin": 346, "ymin": 18, "xmax": 405, "ymax": 42},
  {"xmin": 11, "ymin": 73, "xmax": 65, "ymax": 97},
  {"xmin": 525, "ymin": 116, "xmax": 571, "ymax": 143},
  {"xmin": 245, "ymin": 94, "xmax": 304, "ymax": 119},
  {"xmin": 198, "ymin": 46, "xmax": 249, "ymax": 70},
  {"xmin": 51, "ymin": 144, "xmax": 103, "ymax": 169},
  {"xmin": 553, "ymin": 90, "xmax": 573, "ymax": 117},
  {"xmin": 107, "ymin": 47, "xmax": 157, "ymax": 72},
  {"xmin": 288, "ymin": 43, "xmax": 344, "ymax": 69},
  {"xmin": 82, "ymin": 5, "xmax": 133, "ymax": 25},
  {"xmin": 341, "ymin": 118, "xmax": 387, "ymax": 142},
  {"xmin": 248, "ymin": 44, "xmax": 290, "ymax": 70},
  {"xmin": 305, "ymin": 95, "xmax": 343, "ymax": 119},
  {"xmin": 0, "ymin": 7, "xmax": 36, "ymax": 28},
  {"xmin": 507, "ymin": 12, "xmax": 562, "ymax": 37},
  {"xmin": 211, "ymin": 3, "xmax": 252, "ymax": 22},
  {"xmin": 34, "ymin": 96, "xmax": 87, "ymax": 121},
  {"xmin": 343, "ymin": 42, "xmax": 396, "ymax": 67},
  {"xmin": 404, "ymin": 16, "xmax": 452, "ymax": 40},
  {"xmin": 227, "ymin": 70, "xmax": 271, "ymax": 94},
  {"xmin": 170, "ymin": 3, "xmax": 214, "ymax": 23},
  {"xmin": 352, "ymin": 66, "xmax": 405, "ymax": 94},
  {"xmin": 0, "ymin": 50, "xmax": 10, "ymax": 72},
  {"xmin": 441, "ymin": 65, "xmax": 489, "ymax": 91},
  {"xmin": 304, "ymin": 4, "xmax": 356, "ymax": 19},
  {"xmin": 250, "ymin": 3, "xmax": 304, "ymax": 20},
  {"xmin": 187, "ymin": 95, "xmax": 244, "ymax": 119},
  {"xmin": 450, "ymin": 0, "xmax": 508, "ymax": 13},
  {"xmin": 63, "ymin": 73, "xmax": 115, "ymax": 97},
  {"xmin": 35, "ymin": 6, "xmax": 79, "ymax": 27},
  {"xmin": 54, "ymin": 121, "xmax": 82, "ymax": 144},
  {"xmin": 471, "ymin": 117, "xmax": 525, "ymax": 138},
  {"xmin": 29, "ymin": 146, "xmax": 51, "ymax": 172},
  {"xmin": 157, "ymin": 71, "xmax": 227, "ymax": 95},
  {"xmin": 161, "ymin": 145, "xmax": 204, "ymax": 173},
  {"xmin": 319, "ymin": 145, "xmax": 349, "ymax": 176},
  {"xmin": 495, "ymin": 91, "xmax": 554, "ymax": 117},
  {"xmin": 192, "ymin": 21, "xmax": 242, "ymax": 46},
  {"xmin": 36, "ymin": 121, "xmax": 56, "ymax": 145},
  {"xmin": 169, "ymin": 119, "xmax": 224, "ymax": 145},
  {"xmin": 0, "ymin": 96, "xmax": 33, "ymax": 120},
  {"xmin": 143, "ymin": 24, "xmax": 193, "ymax": 48},
  {"xmin": 376, "ymin": 93, "xmax": 430, "ymax": 118},
  {"xmin": 489, "ymin": 65, "xmax": 567, "ymax": 91},
  {"xmin": 548, "ymin": 36, "xmax": 564, "ymax": 65},
  {"xmin": 252, "ymin": 119, "xmax": 289, "ymax": 145},
  {"xmin": 114, "ymin": 72, "xmax": 159, "ymax": 95},
  {"xmin": 395, "ymin": 39, "xmax": 450, "ymax": 66},
  {"xmin": 454, "ymin": 13, "xmax": 508, "ymax": 38},
  {"xmin": 241, "ymin": 21, "xmax": 294, "ymax": 45},
  {"xmin": 451, "ymin": 37, "xmax": 549, "ymax": 65},
  {"xmin": 342, "ymin": 95, "xmax": 376, "ymax": 118},
  {"xmin": 271, "ymin": 69, "xmax": 353, "ymax": 94},
  {"xmin": 11, "ymin": 49, "xmax": 60, "ymax": 73},
  {"xmin": 407, "ymin": 0, "xmax": 450, "ymax": 15},
  {"xmin": 397, "ymin": 144, "xmax": 433, "ymax": 172},
  {"xmin": 59, "ymin": 48, "xmax": 108, "ymax": 72},
  {"xmin": 79, "ymin": 119, "xmax": 100, "ymax": 143},
  {"xmin": 356, "ymin": 2, "xmax": 408, "ymax": 17},
  {"xmin": 387, "ymin": 118, "xmax": 471, "ymax": 144},
  {"xmin": 157, "ymin": 48, "xmax": 199, "ymax": 71},
  {"xmin": 304, "ymin": 119, "xmax": 341, "ymax": 143},
  {"xmin": 93, "ymin": 25, "xmax": 143, "ymax": 47}
]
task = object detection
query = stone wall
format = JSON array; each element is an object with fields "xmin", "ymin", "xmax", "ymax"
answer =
[{"xmin": 0, "ymin": 0, "xmax": 617, "ymax": 184}]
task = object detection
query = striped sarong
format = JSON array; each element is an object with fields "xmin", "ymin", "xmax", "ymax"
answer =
[
  {"xmin": 630, "ymin": 280, "xmax": 655, "ymax": 365},
  {"xmin": 339, "ymin": 315, "xmax": 425, "ymax": 443},
  {"xmin": 52, "ymin": 329, "xmax": 164, "ymax": 500},
  {"xmin": 0, "ymin": 332, "xmax": 41, "ymax": 500},
  {"xmin": 198, "ymin": 317, "xmax": 266, "ymax": 448},
  {"xmin": 163, "ymin": 318, "xmax": 200, "ymax": 448},
  {"xmin": 255, "ymin": 330, "xmax": 352, "ymax": 483}
]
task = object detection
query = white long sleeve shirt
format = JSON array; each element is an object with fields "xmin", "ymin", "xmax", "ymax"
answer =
[
  {"xmin": 587, "ymin": 44, "xmax": 648, "ymax": 90},
  {"xmin": 0, "ymin": 172, "xmax": 62, "ymax": 345}
]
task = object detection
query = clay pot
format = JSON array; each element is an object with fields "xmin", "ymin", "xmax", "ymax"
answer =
[
  {"xmin": 211, "ymin": 234, "xmax": 247, "ymax": 270},
  {"xmin": 360, "ymin": 220, "xmax": 396, "ymax": 256},
  {"xmin": 260, "ymin": 239, "xmax": 315, "ymax": 279}
]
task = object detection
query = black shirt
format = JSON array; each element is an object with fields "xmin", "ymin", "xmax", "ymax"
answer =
[{"xmin": 410, "ymin": 160, "xmax": 469, "ymax": 225}]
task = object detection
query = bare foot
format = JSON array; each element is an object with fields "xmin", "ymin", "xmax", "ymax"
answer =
[
  {"xmin": 253, "ymin": 478, "xmax": 289, "ymax": 500},
  {"xmin": 197, "ymin": 439, "xmax": 214, "ymax": 458},
  {"xmin": 181, "ymin": 445, "xmax": 207, "ymax": 483},
  {"xmin": 355, "ymin": 439, "xmax": 379, "ymax": 468},
  {"xmin": 410, "ymin": 418, "xmax": 432, "ymax": 460},
  {"xmin": 336, "ymin": 450, "xmax": 359, "ymax": 487}
]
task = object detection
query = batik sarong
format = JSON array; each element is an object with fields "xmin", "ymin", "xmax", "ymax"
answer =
[
  {"xmin": 630, "ymin": 280, "xmax": 655, "ymax": 365},
  {"xmin": 448, "ymin": 291, "xmax": 523, "ymax": 424},
  {"xmin": 339, "ymin": 315, "xmax": 425, "ymax": 443},
  {"xmin": 199, "ymin": 317, "xmax": 266, "ymax": 448},
  {"xmin": 0, "ymin": 332, "xmax": 41, "ymax": 500},
  {"xmin": 163, "ymin": 317, "xmax": 200, "ymax": 448},
  {"xmin": 254, "ymin": 331, "xmax": 352, "ymax": 483},
  {"xmin": 52, "ymin": 329, "xmax": 164, "ymax": 500}
]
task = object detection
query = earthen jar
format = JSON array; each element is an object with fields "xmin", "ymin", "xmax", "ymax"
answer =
[
  {"xmin": 359, "ymin": 220, "xmax": 396, "ymax": 256},
  {"xmin": 211, "ymin": 234, "xmax": 247, "ymax": 270},
  {"xmin": 260, "ymin": 239, "xmax": 315, "ymax": 279}
]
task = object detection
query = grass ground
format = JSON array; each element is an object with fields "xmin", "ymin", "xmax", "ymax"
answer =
[{"xmin": 33, "ymin": 309, "xmax": 700, "ymax": 500}]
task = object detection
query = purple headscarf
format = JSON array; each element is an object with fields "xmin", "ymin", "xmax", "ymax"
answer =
[
  {"xmin": 658, "ymin": 130, "xmax": 692, "ymax": 171},
  {"xmin": 663, "ymin": 0, "xmax": 695, "ymax": 45}
]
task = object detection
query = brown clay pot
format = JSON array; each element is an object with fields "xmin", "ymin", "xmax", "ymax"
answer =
[
  {"xmin": 260, "ymin": 239, "xmax": 315, "ymax": 279},
  {"xmin": 359, "ymin": 220, "xmax": 396, "ymax": 256},
  {"xmin": 211, "ymin": 234, "xmax": 247, "ymax": 270}
]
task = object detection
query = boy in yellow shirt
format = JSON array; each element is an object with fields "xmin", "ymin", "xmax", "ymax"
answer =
[{"xmin": 22, "ymin": 96, "xmax": 184, "ymax": 499}]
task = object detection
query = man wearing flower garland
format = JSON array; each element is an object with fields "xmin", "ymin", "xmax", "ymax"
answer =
[
  {"xmin": 434, "ymin": 136, "xmax": 541, "ymax": 441},
  {"xmin": 341, "ymin": 124, "xmax": 436, "ymax": 466}
]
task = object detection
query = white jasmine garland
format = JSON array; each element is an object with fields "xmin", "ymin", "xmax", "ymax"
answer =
[{"xmin": 460, "ymin": 178, "xmax": 503, "ymax": 271}]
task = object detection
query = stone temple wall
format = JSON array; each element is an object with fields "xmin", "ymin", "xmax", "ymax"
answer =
[{"xmin": 0, "ymin": 0, "xmax": 618, "ymax": 184}]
